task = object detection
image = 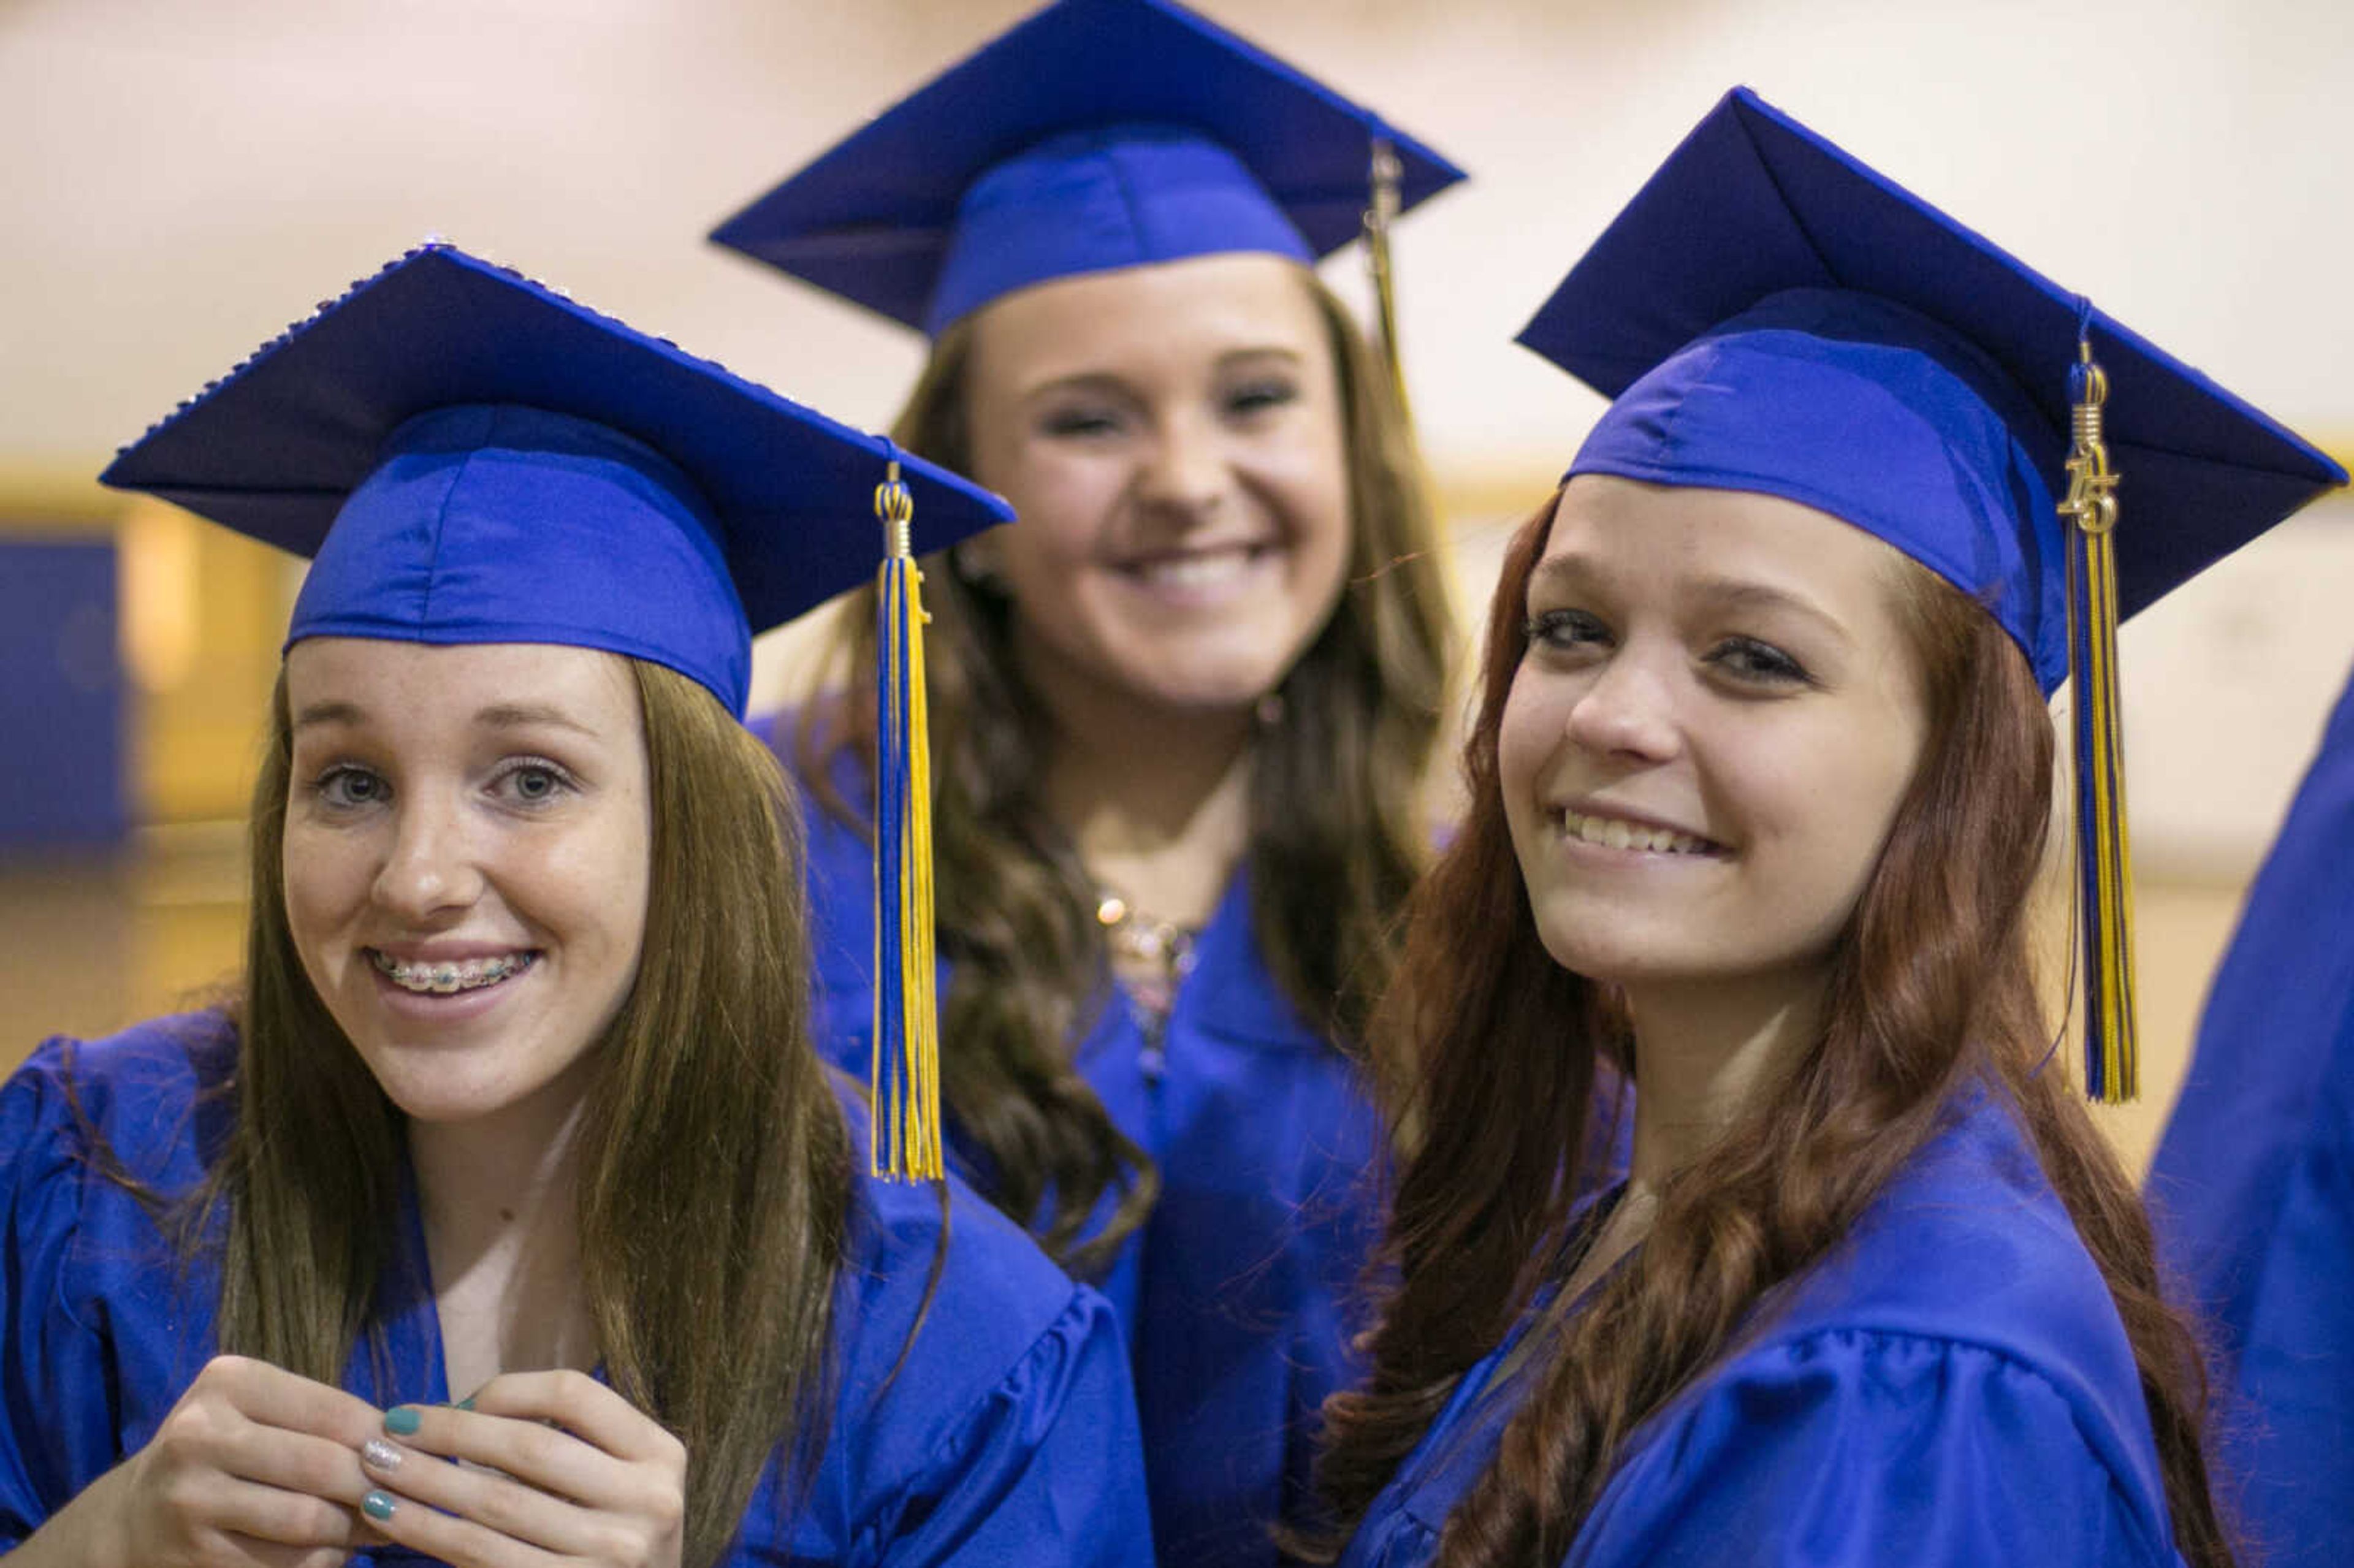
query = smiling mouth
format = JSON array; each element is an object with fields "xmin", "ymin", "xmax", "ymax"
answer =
[
  {"xmin": 368, "ymin": 950, "xmax": 538, "ymax": 995},
  {"xmin": 1555, "ymin": 808, "xmax": 1723, "ymax": 857},
  {"xmin": 1116, "ymin": 542, "xmax": 1278, "ymax": 590}
]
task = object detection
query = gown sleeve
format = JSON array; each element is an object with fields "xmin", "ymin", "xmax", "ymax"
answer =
[
  {"xmin": 1570, "ymin": 1328, "xmax": 2180, "ymax": 1568},
  {"xmin": 0, "ymin": 1041, "xmax": 121, "ymax": 1550},
  {"xmin": 861, "ymin": 1288, "xmax": 1152, "ymax": 1568},
  {"xmin": 2226, "ymin": 1087, "xmax": 2354, "ymax": 1568}
]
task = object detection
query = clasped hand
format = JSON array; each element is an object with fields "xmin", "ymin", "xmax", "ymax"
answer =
[
  {"xmin": 357, "ymin": 1369, "xmax": 685, "ymax": 1568},
  {"xmin": 85, "ymin": 1355, "xmax": 683, "ymax": 1568}
]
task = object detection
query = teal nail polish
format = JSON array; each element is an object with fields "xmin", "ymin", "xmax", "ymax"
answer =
[
  {"xmin": 383, "ymin": 1405, "xmax": 422, "ymax": 1436},
  {"xmin": 362, "ymin": 1490, "xmax": 396, "ymax": 1523},
  {"xmin": 455, "ymin": 1396, "xmax": 475, "ymax": 1412}
]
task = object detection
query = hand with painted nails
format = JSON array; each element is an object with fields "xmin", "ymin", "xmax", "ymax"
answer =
[
  {"xmin": 355, "ymin": 1371, "xmax": 685, "ymax": 1568},
  {"xmin": 4, "ymin": 1353, "xmax": 380, "ymax": 1568}
]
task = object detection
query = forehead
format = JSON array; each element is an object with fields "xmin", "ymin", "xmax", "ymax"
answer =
[
  {"xmin": 284, "ymin": 639, "xmax": 642, "ymax": 729},
  {"xmin": 967, "ymin": 251, "xmax": 1327, "ymax": 379},
  {"xmin": 1537, "ymin": 476, "xmax": 1912, "ymax": 611}
]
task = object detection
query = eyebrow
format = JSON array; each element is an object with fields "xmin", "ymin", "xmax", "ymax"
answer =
[
  {"xmin": 1023, "ymin": 371, "xmax": 1132, "ymax": 404},
  {"xmin": 1688, "ymin": 577, "xmax": 1851, "ymax": 644},
  {"xmin": 472, "ymin": 702, "xmax": 603, "ymax": 738},
  {"xmin": 1214, "ymin": 346, "xmax": 1305, "ymax": 368},
  {"xmin": 291, "ymin": 699, "xmax": 366, "ymax": 732},
  {"xmin": 289, "ymin": 700, "xmax": 602, "ymax": 737},
  {"xmin": 1527, "ymin": 557, "xmax": 1853, "ymax": 646},
  {"xmin": 1021, "ymin": 346, "xmax": 1305, "ymax": 403}
]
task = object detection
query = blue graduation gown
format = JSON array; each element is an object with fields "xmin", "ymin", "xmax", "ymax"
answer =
[
  {"xmin": 1336, "ymin": 1087, "xmax": 2186, "ymax": 1567},
  {"xmin": 0, "ymin": 1013, "xmax": 1154, "ymax": 1566},
  {"xmin": 788, "ymin": 745, "xmax": 1382, "ymax": 1568},
  {"xmin": 2147, "ymin": 663, "xmax": 2354, "ymax": 1568}
]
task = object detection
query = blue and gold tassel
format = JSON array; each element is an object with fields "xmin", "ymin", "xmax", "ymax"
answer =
[
  {"xmin": 871, "ymin": 457, "xmax": 944, "ymax": 1179},
  {"xmin": 2060, "ymin": 334, "xmax": 2139, "ymax": 1103}
]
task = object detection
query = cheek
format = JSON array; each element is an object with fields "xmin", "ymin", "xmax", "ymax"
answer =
[
  {"xmin": 980, "ymin": 432, "xmax": 1121, "ymax": 542},
  {"xmin": 1247, "ymin": 423, "xmax": 1350, "ymax": 543},
  {"xmin": 280, "ymin": 821, "xmax": 361, "ymax": 937},
  {"xmin": 1743, "ymin": 719, "xmax": 1921, "ymax": 886},
  {"xmin": 571, "ymin": 799, "xmax": 653, "ymax": 967},
  {"xmin": 984, "ymin": 459, "xmax": 1123, "ymax": 595},
  {"xmin": 1495, "ymin": 671, "xmax": 1559, "ymax": 828}
]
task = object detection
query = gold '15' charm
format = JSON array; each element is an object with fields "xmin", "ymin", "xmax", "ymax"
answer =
[{"xmin": 2061, "ymin": 341, "xmax": 2120, "ymax": 535}]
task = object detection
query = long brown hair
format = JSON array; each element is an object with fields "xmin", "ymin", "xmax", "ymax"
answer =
[
  {"xmin": 203, "ymin": 657, "xmax": 850, "ymax": 1568},
  {"xmin": 799, "ymin": 269, "xmax": 1453, "ymax": 1274},
  {"xmin": 1309, "ymin": 492, "xmax": 2234, "ymax": 1566}
]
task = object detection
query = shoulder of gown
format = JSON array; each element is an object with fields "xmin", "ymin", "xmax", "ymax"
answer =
[
  {"xmin": 1572, "ymin": 1087, "xmax": 2183, "ymax": 1568},
  {"xmin": 0, "ymin": 1012, "xmax": 234, "ymax": 1550},
  {"xmin": 801, "ymin": 1079, "xmax": 1152, "ymax": 1566},
  {"xmin": 1349, "ymin": 1087, "xmax": 2184, "ymax": 1568}
]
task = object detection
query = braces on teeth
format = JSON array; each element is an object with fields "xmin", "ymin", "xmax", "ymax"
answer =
[{"xmin": 371, "ymin": 951, "xmax": 534, "ymax": 994}]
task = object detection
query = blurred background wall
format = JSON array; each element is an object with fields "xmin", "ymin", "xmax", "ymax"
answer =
[{"xmin": 4, "ymin": 0, "xmax": 2350, "ymax": 1171}]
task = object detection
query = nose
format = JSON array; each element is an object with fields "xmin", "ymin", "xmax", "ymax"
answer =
[
  {"xmin": 1562, "ymin": 647, "xmax": 1683, "ymax": 764},
  {"xmin": 1133, "ymin": 409, "xmax": 1228, "ymax": 520},
  {"xmin": 369, "ymin": 793, "xmax": 482, "ymax": 923}
]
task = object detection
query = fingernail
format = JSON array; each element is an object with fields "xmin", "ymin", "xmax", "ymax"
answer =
[
  {"xmin": 362, "ymin": 1490, "xmax": 397, "ymax": 1523},
  {"xmin": 455, "ymin": 1396, "xmax": 475, "ymax": 1412},
  {"xmin": 383, "ymin": 1405, "xmax": 422, "ymax": 1436},
  {"xmin": 360, "ymin": 1438, "xmax": 402, "ymax": 1472}
]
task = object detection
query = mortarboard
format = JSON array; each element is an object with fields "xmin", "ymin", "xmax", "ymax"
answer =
[
  {"xmin": 101, "ymin": 241, "xmax": 991, "ymax": 1176},
  {"xmin": 1516, "ymin": 86, "xmax": 2347, "ymax": 1102},
  {"xmin": 100, "ymin": 243, "xmax": 1009, "ymax": 718},
  {"xmin": 707, "ymin": 0, "xmax": 1465, "ymax": 356}
]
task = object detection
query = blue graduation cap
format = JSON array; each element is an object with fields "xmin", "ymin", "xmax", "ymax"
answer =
[
  {"xmin": 101, "ymin": 241, "xmax": 996, "ymax": 1176},
  {"xmin": 101, "ymin": 243, "xmax": 1010, "ymax": 718},
  {"xmin": 707, "ymin": 0, "xmax": 1465, "ymax": 337},
  {"xmin": 1517, "ymin": 86, "xmax": 2346, "ymax": 1103}
]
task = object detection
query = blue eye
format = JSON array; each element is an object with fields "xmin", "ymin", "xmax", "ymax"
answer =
[
  {"xmin": 1708, "ymin": 636, "xmax": 1813, "ymax": 687},
  {"xmin": 313, "ymin": 766, "xmax": 387, "ymax": 809},
  {"xmin": 495, "ymin": 759, "xmax": 575, "ymax": 805}
]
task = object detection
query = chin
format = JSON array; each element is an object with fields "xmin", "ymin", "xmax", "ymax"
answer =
[
  {"xmin": 1108, "ymin": 669, "xmax": 1273, "ymax": 715},
  {"xmin": 1534, "ymin": 919, "xmax": 1844, "ymax": 1003},
  {"xmin": 1124, "ymin": 639, "xmax": 1313, "ymax": 710},
  {"xmin": 1530, "ymin": 909, "xmax": 1708, "ymax": 988}
]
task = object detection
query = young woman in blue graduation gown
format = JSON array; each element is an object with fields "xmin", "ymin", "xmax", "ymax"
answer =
[
  {"xmin": 2147, "ymin": 661, "xmax": 2354, "ymax": 1568},
  {"xmin": 0, "ymin": 245, "xmax": 1151, "ymax": 1568},
  {"xmin": 1298, "ymin": 89, "xmax": 2345, "ymax": 1568},
  {"xmin": 712, "ymin": 3, "xmax": 1460, "ymax": 1560}
]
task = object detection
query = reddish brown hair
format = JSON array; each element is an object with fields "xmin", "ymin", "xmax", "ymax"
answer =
[{"xmin": 1308, "ymin": 490, "xmax": 2234, "ymax": 1567}]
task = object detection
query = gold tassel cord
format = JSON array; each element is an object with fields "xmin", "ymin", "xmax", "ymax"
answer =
[
  {"xmin": 1363, "ymin": 136, "xmax": 1413, "ymax": 427},
  {"xmin": 2059, "ymin": 341, "xmax": 2139, "ymax": 1103},
  {"xmin": 870, "ymin": 460, "xmax": 945, "ymax": 1179}
]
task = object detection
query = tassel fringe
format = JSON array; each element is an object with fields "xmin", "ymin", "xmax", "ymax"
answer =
[
  {"xmin": 872, "ymin": 468, "xmax": 944, "ymax": 1178},
  {"xmin": 2062, "ymin": 344, "xmax": 2139, "ymax": 1103},
  {"xmin": 1363, "ymin": 136, "xmax": 1413, "ymax": 426}
]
